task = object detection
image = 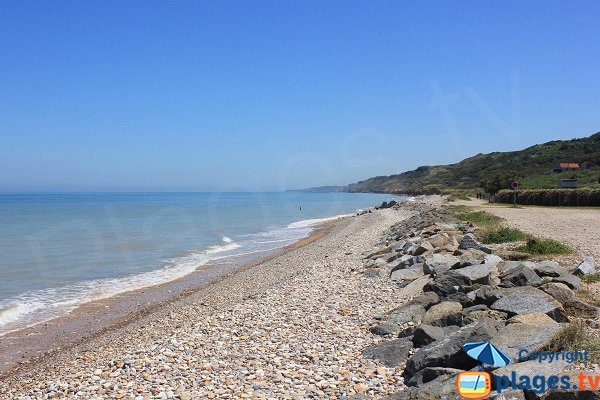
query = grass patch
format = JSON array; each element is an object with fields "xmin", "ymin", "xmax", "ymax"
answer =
[
  {"xmin": 581, "ymin": 273, "xmax": 600, "ymax": 284},
  {"xmin": 481, "ymin": 227, "xmax": 528, "ymax": 244},
  {"xmin": 538, "ymin": 322, "xmax": 600, "ymax": 365},
  {"xmin": 516, "ymin": 238, "xmax": 575, "ymax": 255},
  {"xmin": 576, "ymin": 289, "xmax": 600, "ymax": 306},
  {"xmin": 445, "ymin": 206, "xmax": 503, "ymax": 227}
]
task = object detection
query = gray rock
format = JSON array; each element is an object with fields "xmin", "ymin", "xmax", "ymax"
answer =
[
  {"xmin": 491, "ymin": 318, "xmax": 563, "ymax": 361},
  {"xmin": 379, "ymin": 304, "xmax": 427, "ymax": 331},
  {"xmin": 463, "ymin": 305, "xmax": 508, "ymax": 323},
  {"xmin": 490, "ymin": 287, "xmax": 568, "ymax": 322},
  {"xmin": 403, "ymin": 318, "xmax": 502, "ymax": 378},
  {"xmin": 500, "ymin": 265, "xmax": 542, "ymax": 287},
  {"xmin": 574, "ymin": 256, "xmax": 596, "ymax": 276},
  {"xmin": 533, "ymin": 260, "xmax": 567, "ymax": 277},
  {"xmin": 423, "ymin": 254, "xmax": 460, "ymax": 274},
  {"xmin": 540, "ymin": 282, "xmax": 575, "ymax": 304},
  {"xmin": 552, "ymin": 274, "xmax": 581, "ymax": 289},
  {"xmin": 484, "ymin": 254, "xmax": 504, "ymax": 267},
  {"xmin": 498, "ymin": 261, "xmax": 536, "ymax": 275},
  {"xmin": 370, "ymin": 321, "xmax": 403, "ymax": 336},
  {"xmin": 492, "ymin": 359, "xmax": 569, "ymax": 390},
  {"xmin": 412, "ymin": 324, "xmax": 445, "ymax": 347},
  {"xmin": 456, "ymin": 248, "xmax": 487, "ymax": 268},
  {"xmin": 422, "ymin": 301, "xmax": 463, "ymax": 327},
  {"xmin": 391, "ymin": 265, "xmax": 426, "ymax": 281},
  {"xmin": 459, "ymin": 233, "xmax": 492, "ymax": 254},
  {"xmin": 406, "ymin": 366, "xmax": 462, "ymax": 387},
  {"xmin": 391, "ymin": 240, "xmax": 410, "ymax": 252},
  {"xmin": 454, "ymin": 263, "xmax": 498, "ymax": 285},
  {"xmin": 363, "ymin": 337, "xmax": 413, "ymax": 367},
  {"xmin": 412, "ymin": 241, "xmax": 434, "ymax": 256},
  {"xmin": 409, "ymin": 291, "xmax": 440, "ymax": 310},
  {"xmin": 425, "ymin": 272, "xmax": 471, "ymax": 297}
]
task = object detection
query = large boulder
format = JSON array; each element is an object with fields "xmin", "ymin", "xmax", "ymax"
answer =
[
  {"xmin": 491, "ymin": 313, "xmax": 563, "ymax": 361},
  {"xmin": 574, "ymin": 256, "xmax": 596, "ymax": 276},
  {"xmin": 459, "ymin": 233, "xmax": 492, "ymax": 254},
  {"xmin": 533, "ymin": 260, "xmax": 568, "ymax": 278},
  {"xmin": 424, "ymin": 271, "xmax": 472, "ymax": 297},
  {"xmin": 405, "ymin": 366, "xmax": 462, "ymax": 387},
  {"xmin": 497, "ymin": 261, "xmax": 536, "ymax": 275},
  {"xmin": 552, "ymin": 274, "xmax": 581, "ymax": 290},
  {"xmin": 403, "ymin": 318, "xmax": 502, "ymax": 378},
  {"xmin": 371, "ymin": 303, "xmax": 427, "ymax": 336},
  {"xmin": 490, "ymin": 287, "xmax": 568, "ymax": 322},
  {"xmin": 412, "ymin": 324, "xmax": 445, "ymax": 347},
  {"xmin": 363, "ymin": 337, "xmax": 413, "ymax": 367},
  {"xmin": 500, "ymin": 264, "xmax": 542, "ymax": 287},
  {"xmin": 540, "ymin": 282, "xmax": 575, "ymax": 304},
  {"xmin": 412, "ymin": 241, "xmax": 434, "ymax": 256},
  {"xmin": 391, "ymin": 264, "xmax": 426, "ymax": 281},
  {"xmin": 422, "ymin": 301, "xmax": 463, "ymax": 327},
  {"xmin": 454, "ymin": 263, "xmax": 498, "ymax": 285},
  {"xmin": 491, "ymin": 359, "xmax": 569, "ymax": 393},
  {"xmin": 463, "ymin": 304, "xmax": 508, "ymax": 323},
  {"xmin": 410, "ymin": 291, "xmax": 441, "ymax": 310},
  {"xmin": 423, "ymin": 254, "xmax": 460, "ymax": 274}
]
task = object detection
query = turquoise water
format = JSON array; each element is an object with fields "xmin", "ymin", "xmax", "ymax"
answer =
[{"xmin": 0, "ymin": 192, "xmax": 394, "ymax": 335}]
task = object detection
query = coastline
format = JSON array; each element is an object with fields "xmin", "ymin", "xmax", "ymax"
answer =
[
  {"xmin": 0, "ymin": 216, "xmax": 336, "ymax": 377},
  {"xmin": 1, "ymin": 206, "xmax": 411, "ymax": 398}
]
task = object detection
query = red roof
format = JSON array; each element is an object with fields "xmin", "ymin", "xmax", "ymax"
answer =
[{"xmin": 559, "ymin": 163, "xmax": 580, "ymax": 169}]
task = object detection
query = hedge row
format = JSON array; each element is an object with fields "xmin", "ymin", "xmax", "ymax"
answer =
[{"xmin": 496, "ymin": 189, "xmax": 600, "ymax": 207}]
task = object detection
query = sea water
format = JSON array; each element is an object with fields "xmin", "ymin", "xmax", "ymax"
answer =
[{"xmin": 0, "ymin": 192, "xmax": 395, "ymax": 335}]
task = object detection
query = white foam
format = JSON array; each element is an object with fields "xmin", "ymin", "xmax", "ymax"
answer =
[
  {"xmin": 0, "ymin": 212, "xmax": 357, "ymax": 336},
  {"xmin": 286, "ymin": 213, "xmax": 352, "ymax": 229}
]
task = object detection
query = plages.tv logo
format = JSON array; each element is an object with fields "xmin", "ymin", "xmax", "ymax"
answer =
[
  {"xmin": 456, "ymin": 371, "xmax": 491, "ymax": 399},
  {"xmin": 457, "ymin": 341, "xmax": 511, "ymax": 399}
]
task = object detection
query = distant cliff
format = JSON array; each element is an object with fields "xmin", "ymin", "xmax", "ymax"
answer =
[{"xmin": 345, "ymin": 132, "xmax": 600, "ymax": 194}]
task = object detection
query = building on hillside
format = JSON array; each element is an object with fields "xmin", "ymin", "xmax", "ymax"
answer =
[
  {"xmin": 581, "ymin": 161, "xmax": 592, "ymax": 169},
  {"xmin": 560, "ymin": 179, "xmax": 578, "ymax": 188},
  {"xmin": 553, "ymin": 163, "xmax": 580, "ymax": 173}
]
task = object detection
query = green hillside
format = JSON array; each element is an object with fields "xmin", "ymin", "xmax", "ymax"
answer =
[{"xmin": 345, "ymin": 132, "xmax": 600, "ymax": 195}]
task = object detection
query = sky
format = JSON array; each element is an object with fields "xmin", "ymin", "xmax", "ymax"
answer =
[{"xmin": 1, "ymin": 1, "xmax": 599, "ymax": 192}]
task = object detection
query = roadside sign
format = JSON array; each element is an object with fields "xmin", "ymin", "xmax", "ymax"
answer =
[{"xmin": 511, "ymin": 181, "xmax": 519, "ymax": 189}]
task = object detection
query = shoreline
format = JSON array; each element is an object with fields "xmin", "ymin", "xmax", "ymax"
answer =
[
  {"xmin": 0, "ymin": 206, "xmax": 411, "ymax": 398},
  {"xmin": 0, "ymin": 218, "xmax": 335, "ymax": 377}
]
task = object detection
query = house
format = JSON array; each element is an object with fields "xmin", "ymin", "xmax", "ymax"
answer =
[
  {"xmin": 560, "ymin": 179, "xmax": 578, "ymax": 188},
  {"xmin": 581, "ymin": 161, "xmax": 592, "ymax": 169},
  {"xmin": 553, "ymin": 163, "xmax": 580, "ymax": 173}
]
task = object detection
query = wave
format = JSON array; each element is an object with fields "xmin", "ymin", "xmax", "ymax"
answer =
[
  {"xmin": 0, "ymin": 212, "xmax": 356, "ymax": 336},
  {"xmin": 286, "ymin": 213, "xmax": 352, "ymax": 229}
]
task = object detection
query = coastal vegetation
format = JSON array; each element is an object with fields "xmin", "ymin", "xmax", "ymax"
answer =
[
  {"xmin": 446, "ymin": 205, "xmax": 574, "ymax": 254},
  {"xmin": 539, "ymin": 322, "xmax": 600, "ymax": 365},
  {"xmin": 341, "ymin": 132, "xmax": 600, "ymax": 195}
]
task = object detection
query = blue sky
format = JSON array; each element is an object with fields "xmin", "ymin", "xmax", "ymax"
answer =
[{"xmin": 1, "ymin": 1, "xmax": 599, "ymax": 192}]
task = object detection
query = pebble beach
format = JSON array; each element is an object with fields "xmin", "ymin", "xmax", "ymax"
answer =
[{"xmin": 0, "ymin": 207, "xmax": 411, "ymax": 399}]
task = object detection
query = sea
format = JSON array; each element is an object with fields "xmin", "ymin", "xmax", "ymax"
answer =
[{"xmin": 0, "ymin": 192, "xmax": 395, "ymax": 336}]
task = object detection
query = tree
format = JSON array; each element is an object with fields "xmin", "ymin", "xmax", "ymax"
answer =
[{"xmin": 481, "ymin": 172, "xmax": 518, "ymax": 196}]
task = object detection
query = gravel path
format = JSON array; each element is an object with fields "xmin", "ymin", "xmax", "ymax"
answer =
[
  {"xmin": 450, "ymin": 198, "xmax": 600, "ymax": 265},
  {"xmin": 1, "ymin": 208, "xmax": 410, "ymax": 399}
]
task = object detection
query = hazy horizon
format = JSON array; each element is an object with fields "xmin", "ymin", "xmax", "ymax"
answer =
[{"xmin": 2, "ymin": 1, "xmax": 600, "ymax": 192}]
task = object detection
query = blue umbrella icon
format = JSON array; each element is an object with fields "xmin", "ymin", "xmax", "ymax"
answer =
[{"xmin": 463, "ymin": 341, "xmax": 511, "ymax": 367}]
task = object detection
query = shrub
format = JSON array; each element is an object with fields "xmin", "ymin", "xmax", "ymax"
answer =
[
  {"xmin": 516, "ymin": 238, "xmax": 574, "ymax": 255},
  {"xmin": 581, "ymin": 273, "xmax": 600, "ymax": 284},
  {"xmin": 496, "ymin": 189, "xmax": 600, "ymax": 207},
  {"xmin": 538, "ymin": 322, "xmax": 600, "ymax": 365},
  {"xmin": 481, "ymin": 227, "xmax": 527, "ymax": 244}
]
